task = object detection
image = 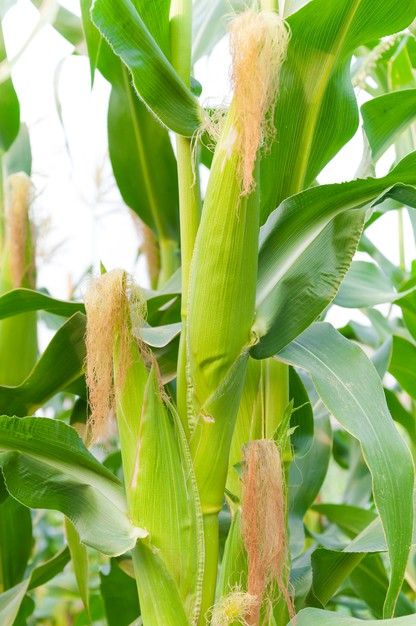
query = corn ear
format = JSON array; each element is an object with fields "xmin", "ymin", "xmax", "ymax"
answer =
[
  {"xmin": 0, "ymin": 173, "xmax": 37, "ymax": 385},
  {"xmin": 84, "ymin": 272, "xmax": 203, "ymax": 624},
  {"xmin": 116, "ymin": 364, "xmax": 204, "ymax": 624},
  {"xmin": 227, "ymin": 358, "xmax": 289, "ymax": 502},
  {"xmin": 218, "ymin": 510, "xmax": 247, "ymax": 597},
  {"xmin": 187, "ymin": 105, "xmax": 260, "ymax": 508}
]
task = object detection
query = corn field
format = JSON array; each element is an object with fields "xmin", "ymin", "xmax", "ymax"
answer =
[{"xmin": 0, "ymin": 0, "xmax": 416, "ymax": 624}]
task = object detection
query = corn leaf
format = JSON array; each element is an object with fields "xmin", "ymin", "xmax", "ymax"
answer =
[
  {"xmin": 0, "ymin": 25, "xmax": 19, "ymax": 154},
  {"xmin": 100, "ymin": 559, "xmax": 140, "ymax": 626},
  {"xmin": 261, "ymin": 0, "xmax": 416, "ymax": 218},
  {"xmin": 31, "ymin": 1, "xmax": 83, "ymax": 47},
  {"xmin": 310, "ymin": 513, "xmax": 416, "ymax": 612},
  {"xmin": 362, "ymin": 89, "xmax": 416, "ymax": 161},
  {"xmin": 389, "ymin": 335, "xmax": 416, "ymax": 399},
  {"xmin": 65, "ymin": 518, "xmax": 90, "ymax": 615},
  {"xmin": 0, "ymin": 288, "xmax": 84, "ymax": 319},
  {"xmin": 253, "ymin": 152, "xmax": 416, "ymax": 359},
  {"xmin": 0, "ymin": 313, "xmax": 86, "ymax": 415},
  {"xmin": 0, "ymin": 580, "xmax": 29, "ymax": 626},
  {"xmin": 290, "ymin": 608, "xmax": 416, "ymax": 625},
  {"xmin": 192, "ymin": 0, "xmax": 246, "ymax": 61},
  {"xmin": 0, "ymin": 546, "xmax": 71, "ymax": 626},
  {"xmin": 81, "ymin": 0, "xmax": 180, "ymax": 242},
  {"xmin": 107, "ymin": 69, "xmax": 179, "ymax": 239},
  {"xmin": 0, "ymin": 490, "xmax": 32, "ymax": 591},
  {"xmin": 289, "ymin": 414, "xmax": 332, "ymax": 557},
  {"xmin": 349, "ymin": 555, "xmax": 415, "ymax": 620},
  {"xmin": 91, "ymin": 0, "xmax": 201, "ymax": 136},
  {"xmin": 279, "ymin": 322, "xmax": 414, "ymax": 617},
  {"xmin": 0, "ymin": 415, "xmax": 145, "ymax": 555},
  {"xmin": 335, "ymin": 261, "xmax": 415, "ymax": 308}
]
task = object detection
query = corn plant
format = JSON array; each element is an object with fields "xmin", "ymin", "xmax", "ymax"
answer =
[{"xmin": 0, "ymin": 0, "xmax": 416, "ymax": 624}]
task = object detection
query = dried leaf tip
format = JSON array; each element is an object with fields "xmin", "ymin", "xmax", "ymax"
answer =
[
  {"xmin": 229, "ymin": 10, "xmax": 290, "ymax": 195},
  {"xmin": 84, "ymin": 269, "xmax": 146, "ymax": 440},
  {"xmin": 242, "ymin": 439, "xmax": 294, "ymax": 624}
]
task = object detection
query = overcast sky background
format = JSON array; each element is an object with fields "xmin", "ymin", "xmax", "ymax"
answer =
[{"xmin": 3, "ymin": 0, "xmax": 415, "ymax": 332}]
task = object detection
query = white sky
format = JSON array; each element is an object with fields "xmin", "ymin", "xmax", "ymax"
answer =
[{"xmin": 3, "ymin": 0, "xmax": 415, "ymax": 330}]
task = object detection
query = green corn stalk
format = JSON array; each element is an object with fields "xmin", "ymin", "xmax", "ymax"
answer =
[{"xmin": 0, "ymin": 172, "xmax": 37, "ymax": 385}]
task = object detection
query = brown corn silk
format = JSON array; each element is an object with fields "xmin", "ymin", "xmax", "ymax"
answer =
[
  {"xmin": 84, "ymin": 269, "xmax": 146, "ymax": 440},
  {"xmin": 242, "ymin": 440, "xmax": 294, "ymax": 624},
  {"xmin": 4, "ymin": 173, "xmax": 34, "ymax": 288},
  {"xmin": 229, "ymin": 10, "xmax": 290, "ymax": 195}
]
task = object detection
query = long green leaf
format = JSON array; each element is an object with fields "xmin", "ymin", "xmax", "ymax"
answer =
[
  {"xmin": 389, "ymin": 335, "xmax": 416, "ymax": 399},
  {"xmin": 91, "ymin": 0, "xmax": 202, "ymax": 136},
  {"xmin": 253, "ymin": 152, "xmax": 416, "ymax": 359},
  {"xmin": 0, "ymin": 313, "xmax": 86, "ymax": 415},
  {"xmin": 108, "ymin": 68, "xmax": 179, "ymax": 239},
  {"xmin": 0, "ymin": 580, "xmax": 29, "ymax": 626},
  {"xmin": 0, "ymin": 415, "xmax": 145, "ymax": 555},
  {"xmin": 289, "ymin": 413, "xmax": 332, "ymax": 557},
  {"xmin": 0, "ymin": 546, "xmax": 70, "ymax": 625},
  {"xmin": 100, "ymin": 559, "xmax": 140, "ymax": 626},
  {"xmin": 335, "ymin": 261, "xmax": 414, "ymax": 308},
  {"xmin": 261, "ymin": 0, "xmax": 416, "ymax": 218},
  {"xmin": 0, "ymin": 25, "xmax": 19, "ymax": 154},
  {"xmin": 0, "ymin": 493, "xmax": 32, "ymax": 591},
  {"xmin": 362, "ymin": 89, "xmax": 416, "ymax": 160},
  {"xmin": 290, "ymin": 608, "xmax": 416, "ymax": 625},
  {"xmin": 65, "ymin": 518, "xmax": 90, "ymax": 614},
  {"xmin": 279, "ymin": 323, "xmax": 414, "ymax": 617},
  {"xmin": 0, "ymin": 288, "xmax": 84, "ymax": 320}
]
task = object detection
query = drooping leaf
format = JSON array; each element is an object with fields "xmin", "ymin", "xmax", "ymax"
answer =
[
  {"xmin": 253, "ymin": 153, "xmax": 416, "ymax": 359},
  {"xmin": 0, "ymin": 288, "xmax": 84, "ymax": 320},
  {"xmin": 279, "ymin": 323, "xmax": 414, "ymax": 616},
  {"xmin": 91, "ymin": 0, "xmax": 202, "ymax": 135},
  {"xmin": 362, "ymin": 89, "xmax": 416, "ymax": 160},
  {"xmin": 0, "ymin": 415, "xmax": 145, "ymax": 556},
  {"xmin": 0, "ymin": 313, "xmax": 86, "ymax": 415},
  {"xmin": 335, "ymin": 261, "xmax": 413, "ymax": 308}
]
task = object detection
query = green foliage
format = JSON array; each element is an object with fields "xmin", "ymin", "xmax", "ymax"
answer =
[{"xmin": 0, "ymin": 0, "xmax": 415, "ymax": 624}]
